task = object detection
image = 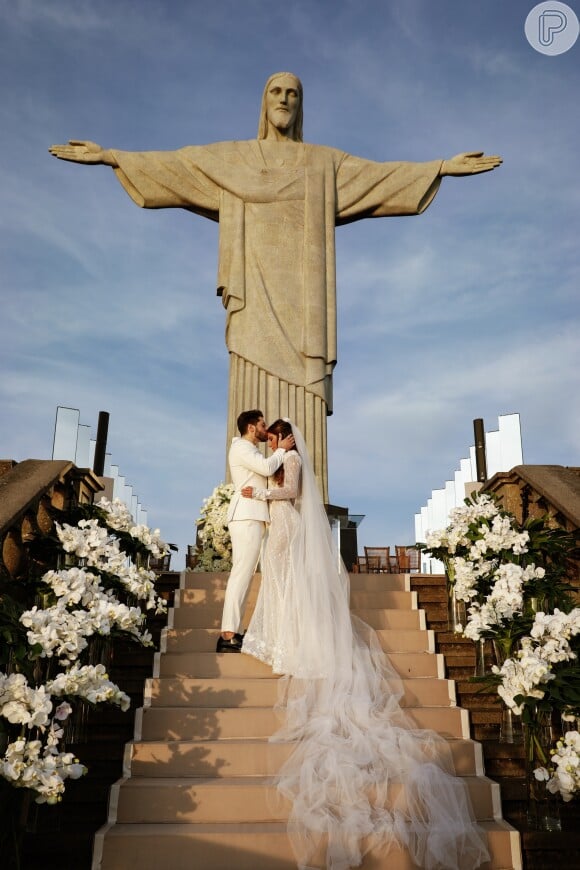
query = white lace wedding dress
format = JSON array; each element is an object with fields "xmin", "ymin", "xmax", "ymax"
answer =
[
  {"xmin": 243, "ymin": 451, "xmax": 305, "ymax": 675},
  {"xmin": 242, "ymin": 430, "xmax": 489, "ymax": 870}
]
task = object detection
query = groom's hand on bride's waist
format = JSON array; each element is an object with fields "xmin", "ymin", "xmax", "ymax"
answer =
[{"xmin": 241, "ymin": 486, "xmax": 254, "ymax": 499}]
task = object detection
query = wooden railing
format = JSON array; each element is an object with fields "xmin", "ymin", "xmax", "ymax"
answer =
[{"xmin": 0, "ymin": 459, "xmax": 103, "ymax": 579}]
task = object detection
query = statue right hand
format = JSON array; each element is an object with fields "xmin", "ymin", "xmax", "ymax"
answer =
[{"xmin": 49, "ymin": 140, "xmax": 115, "ymax": 165}]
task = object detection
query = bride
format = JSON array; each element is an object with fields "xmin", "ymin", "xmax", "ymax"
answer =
[{"xmin": 241, "ymin": 419, "xmax": 490, "ymax": 870}]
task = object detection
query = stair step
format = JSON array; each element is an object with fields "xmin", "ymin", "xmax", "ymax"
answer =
[
  {"xmin": 144, "ymin": 675, "xmax": 454, "ymax": 710},
  {"xmin": 409, "ymin": 574, "xmax": 446, "ymax": 586},
  {"xmin": 131, "ymin": 704, "xmax": 469, "ymax": 740},
  {"xmin": 128, "ymin": 736, "xmax": 484, "ymax": 777},
  {"xmin": 163, "ymin": 626, "xmax": 435, "ymax": 653},
  {"xmin": 349, "ymin": 573, "xmax": 411, "ymax": 591},
  {"xmin": 157, "ymin": 651, "xmax": 445, "ymax": 679},
  {"xmin": 178, "ymin": 588, "xmax": 417, "ymax": 610},
  {"xmin": 183, "ymin": 571, "xmax": 412, "ymax": 593},
  {"xmin": 171, "ymin": 605, "xmax": 424, "ymax": 630},
  {"xmin": 111, "ymin": 774, "xmax": 500, "ymax": 824},
  {"xmin": 96, "ymin": 819, "xmax": 521, "ymax": 869},
  {"xmin": 90, "ymin": 567, "xmax": 524, "ymax": 870}
]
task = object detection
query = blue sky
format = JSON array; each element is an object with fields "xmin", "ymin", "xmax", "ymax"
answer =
[{"xmin": 1, "ymin": 0, "xmax": 579, "ymax": 566}]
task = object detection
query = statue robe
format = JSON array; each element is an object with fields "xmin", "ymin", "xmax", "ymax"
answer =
[{"xmin": 110, "ymin": 140, "xmax": 442, "ymax": 499}]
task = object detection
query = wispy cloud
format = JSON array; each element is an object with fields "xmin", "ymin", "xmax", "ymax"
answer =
[{"xmin": 1, "ymin": 0, "xmax": 578, "ymax": 562}]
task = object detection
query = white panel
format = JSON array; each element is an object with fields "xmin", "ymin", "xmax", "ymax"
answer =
[
  {"xmin": 131, "ymin": 494, "xmax": 138, "ymax": 519},
  {"xmin": 420, "ymin": 507, "xmax": 430, "ymax": 571},
  {"xmin": 426, "ymin": 498, "xmax": 435, "ymax": 534},
  {"xmin": 140, "ymin": 509, "xmax": 148, "ymax": 527},
  {"xmin": 414, "ymin": 513, "xmax": 422, "ymax": 543},
  {"xmin": 432, "ymin": 489, "xmax": 447, "ymax": 531},
  {"xmin": 75, "ymin": 425, "xmax": 91, "ymax": 467},
  {"xmin": 486, "ymin": 430, "xmax": 501, "ymax": 477},
  {"xmin": 499, "ymin": 413, "xmax": 523, "ymax": 469},
  {"xmin": 52, "ymin": 407, "xmax": 79, "ymax": 460},
  {"xmin": 460, "ymin": 457, "xmax": 474, "ymax": 487},
  {"xmin": 469, "ymin": 446, "xmax": 477, "ymax": 476},
  {"xmin": 89, "ymin": 440, "xmax": 96, "ymax": 468},
  {"xmin": 412, "ymin": 413, "xmax": 525, "ymax": 569},
  {"xmin": 123, "ymin": 485, "xmax": 133, "ymax": 511},
  {"xmin": 114, "ymin": 475, "xmax": 125, "ymax": 501},
  {"xmin": 444, "ymin": 481, "xmax": 456, "ymax": 521},
  {"xmin": 104, "ymin": 453, "xmax": 112, "ymax": 476},
  {"xmin": 454, "ymin": 468, "xmax": 465, "ymax": 508}
]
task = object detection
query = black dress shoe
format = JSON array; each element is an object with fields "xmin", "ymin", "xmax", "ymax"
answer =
[{"xmin": 216, "ymin": 634, "xmax": 243, "ymax": 653}]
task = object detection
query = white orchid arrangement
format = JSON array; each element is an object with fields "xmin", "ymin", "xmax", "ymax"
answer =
[
  {"xmin": 94, "ymin": 497, "xmax": 171, "ymax": 559},
  {"xmin": 0, "ymin": 664, "xmax": 132, "ymax": 804},
  {"xmin": 0, "ymin": 503, "xmax": 170, "ymax": 804},
  {"xmin": 462, "ymin": 563, "xmax": 546, "ymax": 643},
  {"xmin": 423, "ymin": 495, "xmax": 530, "ymax": 602},
  {"xmin": 534, "ymin": 730, "xmax": 580, "ymax": 802},
  {"xmin": 491, "ymin": 608, "xmax": 580, "ymax": 719},
  {"xmin": 194, "ymin": 483, "xmax": 234, "ymax": 571},
  {"xmin": 54, "ymin": 519, "xmax": 166, "ymax": 613},
  {"xmin": 421, "ymin": 494, "xmax": 577, "ymax": 650}
]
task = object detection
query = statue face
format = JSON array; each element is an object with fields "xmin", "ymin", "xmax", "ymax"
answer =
[{"xmin": 265, "ymin": 74, "xmax": 300, "ymax": 134}]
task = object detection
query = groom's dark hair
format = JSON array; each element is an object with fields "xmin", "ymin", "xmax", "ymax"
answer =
[{"xmin": 237, "ymin": 409, "xmax": 264, "ymax": 435}]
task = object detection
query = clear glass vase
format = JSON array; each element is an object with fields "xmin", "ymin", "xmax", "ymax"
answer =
[
  {"xmin": 561, "ymin": 709, "xmax": 580, "ymax": 735},
  {"xmin": 135, "ymin": 551, "xmax": 150, "ymax": 570},
  {"xmin": 499, "ymin": 703, "xmax": 523, "ymax": 744},
  {"xmin": 524, "ymin": 709, "xmax": 562, "ymax": 832},
  {"xmin": 492, "ymin": 638, "xmax": 523, "ymax": 744},
  {"xmin": 447, "ymin": 585, "xmax": 467, "ymax": 633},
  {"xmin": 473, "ymin": 638, "xmax": 487, "ymax": 677}
]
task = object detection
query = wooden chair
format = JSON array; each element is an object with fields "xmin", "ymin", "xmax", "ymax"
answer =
[
  {"xmin": 150, "ymin": 542, "xmax": 177, "ymax": 572},
  {"xmin": 395, "ymin": 545, "xmax": 421, "ymax": 573},
  {"xmin": 364, "ymin": 547, "xmax": 390, "ymax": 573},
  {"xmin": 353, "ymin": 555, "xmax": 369, "ymax": 573},
  {"xmin": 185, "ymin": 544, "xmax": 198, "ymax": 569},
  {"xmin": 149, "ymin": 553, "xmax": 171, "ymax": 572}
]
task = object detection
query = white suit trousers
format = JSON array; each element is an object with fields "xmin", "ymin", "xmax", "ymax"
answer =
[{"xmin": 221, "ymin": 519, "xmax": 265, "ymax": 633}]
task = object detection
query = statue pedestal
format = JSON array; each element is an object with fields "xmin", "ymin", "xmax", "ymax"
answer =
[{"xmin": 325, "ymin": 504, "xmax": 365, "ymax": 572}]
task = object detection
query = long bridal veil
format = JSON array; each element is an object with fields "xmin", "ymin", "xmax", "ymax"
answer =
[{"xmin": 269, "ymin": 422, "xmax": 490, "ymax": 870}]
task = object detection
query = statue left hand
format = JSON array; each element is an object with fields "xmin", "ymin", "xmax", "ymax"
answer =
[{"xmin": 441, "ymin": 151, "xmax": 502, "ymax": 176}]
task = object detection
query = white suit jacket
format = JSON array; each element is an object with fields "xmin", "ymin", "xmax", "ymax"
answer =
[{"xmin": 226, "ymin": 437, "xmax": 286, "ymax": 523}]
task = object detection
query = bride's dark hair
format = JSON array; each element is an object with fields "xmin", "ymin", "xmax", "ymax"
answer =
[{"xmin": 267, "ymin": 418, "xmax": 293, "ymax": 484}]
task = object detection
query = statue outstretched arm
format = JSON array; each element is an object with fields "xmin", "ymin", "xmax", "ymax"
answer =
[
  {"xmin": 49, "ymin": 140, "xmax": 118, "ymax": 168},
  {"xmin": 440, "ymin": 151, "xmax": 502, "ymax": 176}
]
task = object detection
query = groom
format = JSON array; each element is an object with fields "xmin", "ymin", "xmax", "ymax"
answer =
[{"xmin": 217, "ymin": 409, "xmax": 295, "ymax": 652}]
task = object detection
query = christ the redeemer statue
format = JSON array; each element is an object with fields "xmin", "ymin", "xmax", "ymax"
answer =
[{"xmin": 50, "ymin": 72, "xmax": 501, "ymax": 501}]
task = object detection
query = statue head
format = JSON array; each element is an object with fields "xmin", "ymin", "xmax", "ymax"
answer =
[{"xmin": 258, "ymin": 72, "xmax": 303, "ymax": 142}]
